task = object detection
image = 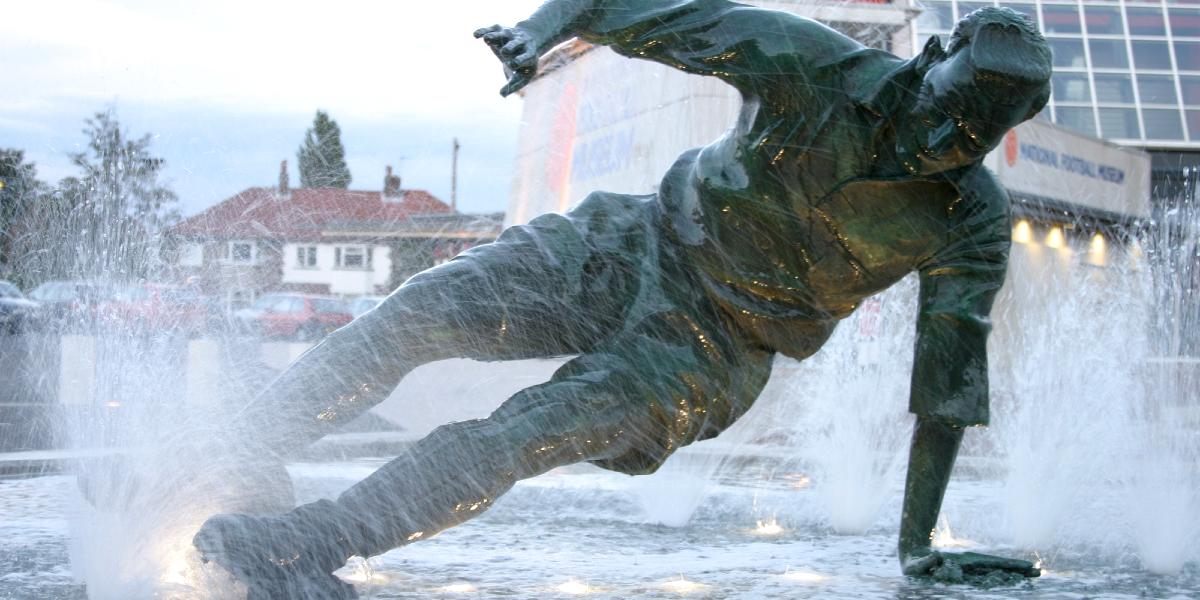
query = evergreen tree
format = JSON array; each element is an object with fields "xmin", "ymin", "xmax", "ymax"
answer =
[
  {"xmin": 0, "ymin": 149, "xmax": 44, "ymax": 281},
  {"xmin": 12, "ymin": 109, "xmax": 180, "ymax": 283},
  {"xmin": 297, "ymin": 110, "xmax": 352, "ymax": 189},
  {"xmin": 70, "ymin": 110, "xmax": 180, "ymax": 229}
]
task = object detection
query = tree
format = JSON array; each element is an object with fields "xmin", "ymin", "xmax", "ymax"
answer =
[
  {"xmin": 11, "ymin": 109, "xmax": 180, "ymax": 284},
  {"xmin": 297, "ymin": 110, "xmax": 352, "ymax": 189},
  {"xmin": 72, "ymin": 110, "xmax": 180, "ymax": 228},
  {"xmin": 0, "ymin": 149, "xmax": 44, "ymax": 281}
]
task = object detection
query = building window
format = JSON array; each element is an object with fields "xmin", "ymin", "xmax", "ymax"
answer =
[
  {"xmin": 1050, "ymin": 38, "xmax": 1087, "ymax": 69},
  {"xmin": 1132, "ymin": 40, "xmax": 1173, "ymax": 70},
  {"xmin": 1053, "ymin": 73, "xmax": 1092, "ymax": 102},
  {"xmin": 335, "ymin": 245, "xmax": 372, "ymax": 270},
  {"xmin": 296, "ymin": 245, "xmax": 317, "ymax": 268},
  {"xmin": 1182, "ymin": 76, "xmax": 1200, "ymax": 105},
  {"xmin": 1095, "ymin": 74, "xmax": 1136, "ymax": 103},
  {"xmin": 228, "ymin": 241, "xmax": 256, "ymax": 264},
  {"xmin": 1084, "ymin": 6, "xmax": 1124, "ymax": 36},
  {"xmin": 1142, "ymin": 108, "xmax": 1185, "ymax": 140},
  {"xmin": 180, "ymin": 243, "xmax": 204, "ymax": 267},
  {"xmin": 1056, "ymin": 106, "xmax": 1098, "ymax": 137},
  {"xmin": 1169, "ymin": 8, "xmax": 1200, "ymax": 38},
  {"xmin": 1187, "ymin": 110, "xmax": 1200, "ymax": 139},
  {"xmin": 1127, "ymin": 6, "xmax": 1167, "ymax": 37},
  {"xmin": 1177, "ymin": 42, "xmax": 1200, "ymax": 72},
  {"xmin": 1099, "ymin": 108, "xmax": 1141, "ymax": 139},
  {"xmin": 1138, "ymin": 74, "xmax": 1179, "ymax": 105},
  {"xmin": 1089, "ymin": 39, "xmax": 1129, "ymax": 70},
  {"xmin": 1043, "ymin": 5, "xmax": 1082, "ymax": 35}
]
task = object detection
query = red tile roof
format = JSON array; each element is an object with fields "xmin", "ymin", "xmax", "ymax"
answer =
[{"xmin": 172, "ymin": 187, "xmax": 453, "ymax": 241}]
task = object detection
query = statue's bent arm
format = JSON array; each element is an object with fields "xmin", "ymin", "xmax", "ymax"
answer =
[{"xmin": 908, "ymin": 167, "xmax": 1011, "ymax": 429}]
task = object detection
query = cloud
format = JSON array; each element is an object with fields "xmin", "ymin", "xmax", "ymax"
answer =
[
  {"xmin": 2, "ymin": 1, "xmax": 543, "ymax": 116},
  {"xmin": 0, "ymin": 1, "xmax": 546, "ymax": 215}
]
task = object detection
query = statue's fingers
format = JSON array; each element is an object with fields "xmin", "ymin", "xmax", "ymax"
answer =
[
  {"xmin": 514, "ymin": 50, "xmax": 539, "ymax": 70},
  {"xmin": 500, "ymin": 71, "xmax": 533, "ymax": 97},
  {"xmin": 500, "ymin": 39, "xmax": 525, "ymax": 56},
  {"xmin": 482, "ymin": 30, "xmax": 512, "ymax": 45},
  {"xmin": 473, "ymin": 25, "xmax": 501, "ymax": 38}
]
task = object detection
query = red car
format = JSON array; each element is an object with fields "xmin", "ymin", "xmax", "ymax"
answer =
[
  {"xmin": 95, "ymin": 283, "xmax": 208, "ymax": 336},
  {"xmin": 235, "ymin": 293, "xmax": 353, "ymax": 341}
]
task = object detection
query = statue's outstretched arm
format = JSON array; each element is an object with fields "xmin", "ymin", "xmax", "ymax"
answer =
[
  {"xmin": 898, "ymin": 418, "xmax": 1041, "ymax": 580},
  {"xmin": 898, "ymin": 417, "xmax": 962, "ymax": 568},
  {"xmin": 477, "ymin": 0, "xmax": 864, "ymax": 97},
  {"xmin": 899, "ymin": 167, "xmax": 1037, "ymax": 580}
]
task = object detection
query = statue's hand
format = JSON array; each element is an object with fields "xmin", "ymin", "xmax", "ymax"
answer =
[
  {"xmin": 902, "ymin": 550, "xmax": 1040, "ymax": 584},
  {"xmin": 474, "ymin": 24, "xmax": 540, "ymax": 96}
]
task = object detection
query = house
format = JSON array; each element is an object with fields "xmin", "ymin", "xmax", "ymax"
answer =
[{"xmin": 170, "ymin": 162, "xmax": 502, "ymax": 309}]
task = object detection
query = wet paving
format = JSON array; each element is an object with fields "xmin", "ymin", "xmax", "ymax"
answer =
[{"xmin": 2, "ymin": 458, "xmax": 1198, "ymax": 600}]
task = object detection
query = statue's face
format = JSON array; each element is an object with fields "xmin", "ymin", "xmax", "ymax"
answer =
[{"xmin": 895, "ymin": 49, "xmax": 1038, "ymax": 175}]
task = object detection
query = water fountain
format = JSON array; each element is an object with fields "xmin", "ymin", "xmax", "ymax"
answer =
[{"xmin": 1, "ymin": 175, "xmax": 1196, "ymax": 600}]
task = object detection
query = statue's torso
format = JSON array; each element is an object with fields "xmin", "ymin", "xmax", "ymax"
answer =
[{"xmin": 658, "ymin": 88, "xmax": 965, "ymax": 331}]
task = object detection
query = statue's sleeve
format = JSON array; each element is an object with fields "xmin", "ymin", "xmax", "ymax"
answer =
[
  {"xmin": 909, "ymin": 167, "xmax": 1011, "ymax": 427},
  {"xmin": 578, "ymin": 0, "xmax": 862, "ymax": 95}
]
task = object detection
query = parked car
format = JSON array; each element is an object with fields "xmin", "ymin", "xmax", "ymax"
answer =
[
  {"xmin": 27, "ymin": 280, "xmax": 109, "ymax": 331},
  {"xmin": 93, "ymin": 283, "xmax": 208, "ymax": 336},
  {"xmin": 0, "ymin": 280, "xmax": 39, "ymax": 334},
  {"xmin": 234, "ymin": 293, "xmax": 353, "ymax": 341},
  {"xmin": 349, "ymin": 295, "xmax": 387, "ymax": 318}
]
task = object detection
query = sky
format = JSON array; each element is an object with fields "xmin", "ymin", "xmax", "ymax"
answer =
[{"xmin": 1, "ymin": 0, "xmax": 545, "ymax": 216}]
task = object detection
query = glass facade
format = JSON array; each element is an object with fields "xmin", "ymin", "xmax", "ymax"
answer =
[{"xmin": 913, "ymin": 0, "xmax": 1198, "ymax": 145}]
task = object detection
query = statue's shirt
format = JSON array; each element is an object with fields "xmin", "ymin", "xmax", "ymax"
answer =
[{"xmin": 582, "ymin": 0, "xmax": 1011, "ymax": 426}]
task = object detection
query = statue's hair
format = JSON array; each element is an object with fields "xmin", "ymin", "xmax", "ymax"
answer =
[
  {"xmin": 946, "ymin": 7, "xmax": 1052, "ymax": 79},
  {"xmin": 946, "ymin": 6, "xmax": 1052, "ymax": 113},
  {"xmin": 948, "ymin": 7, "xmax": 1042, "ymax": 53}
]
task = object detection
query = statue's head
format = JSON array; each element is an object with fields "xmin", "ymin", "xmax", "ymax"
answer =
[{"xmin": 895, "ymin": 7, "xmax": 1052, "ymax": 174}]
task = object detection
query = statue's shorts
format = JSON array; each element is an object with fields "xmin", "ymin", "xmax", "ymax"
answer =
[{"xmin": 399, "ymin": 191, "xmax": 774, "ymax": 475}]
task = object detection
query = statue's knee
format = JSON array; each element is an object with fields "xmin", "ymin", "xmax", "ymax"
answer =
[{"xmin": 497, "ymin": 386, "xmax": 633, "ymax": 457}]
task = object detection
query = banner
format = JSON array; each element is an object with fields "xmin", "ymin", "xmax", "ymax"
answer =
[{"xmin": 984, "ymin": 119, "xmax": 1151, "ymax": 219}]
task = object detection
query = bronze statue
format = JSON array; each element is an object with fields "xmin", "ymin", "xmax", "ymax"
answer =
[{"xmin": 191, "ymin": 1, "xmax": 1051, "ymax": 596}]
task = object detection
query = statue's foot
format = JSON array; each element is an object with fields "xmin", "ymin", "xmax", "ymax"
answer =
[{"xmin": 193, "ymin": 500, "xmax": 357, "ymax": 600}]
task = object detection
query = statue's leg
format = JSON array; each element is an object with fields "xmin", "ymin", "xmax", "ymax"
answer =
[
  {"xmin": 194, "ymin": 303, "xmax": 774, "ymax": 597},
  {"xmin": 228, "ymin": 207, "xmax": 638, "ymax": 458}
]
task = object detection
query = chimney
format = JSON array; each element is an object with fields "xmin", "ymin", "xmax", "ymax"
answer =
[
  {"xmin": 383, "ymin": 165, "xmax": 402, "ymax": 200},
  {"xmin": 278, "ymin": 160, "xmax": 290, "ymax": 198}
]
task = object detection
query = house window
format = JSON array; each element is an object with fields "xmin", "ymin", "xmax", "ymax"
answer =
[
  {"xmin": 335, "ymin": 245, "xmax": 372, "ymax": 270},
  {"xmin": 296, "ymin": 245, "xmax": 317, "ymax": 268},
  {"xmin": 179, "ymin": 243, "xmax": 204, "ymax": 267},
  {"xmin": 228, "ymin": 241, "xmax": 256, "ymax": 264}
]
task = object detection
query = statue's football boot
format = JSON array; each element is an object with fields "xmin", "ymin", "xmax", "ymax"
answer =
[{"xmin": 193, "ymin": 499, "xmax": 360, "ymax": 600}]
